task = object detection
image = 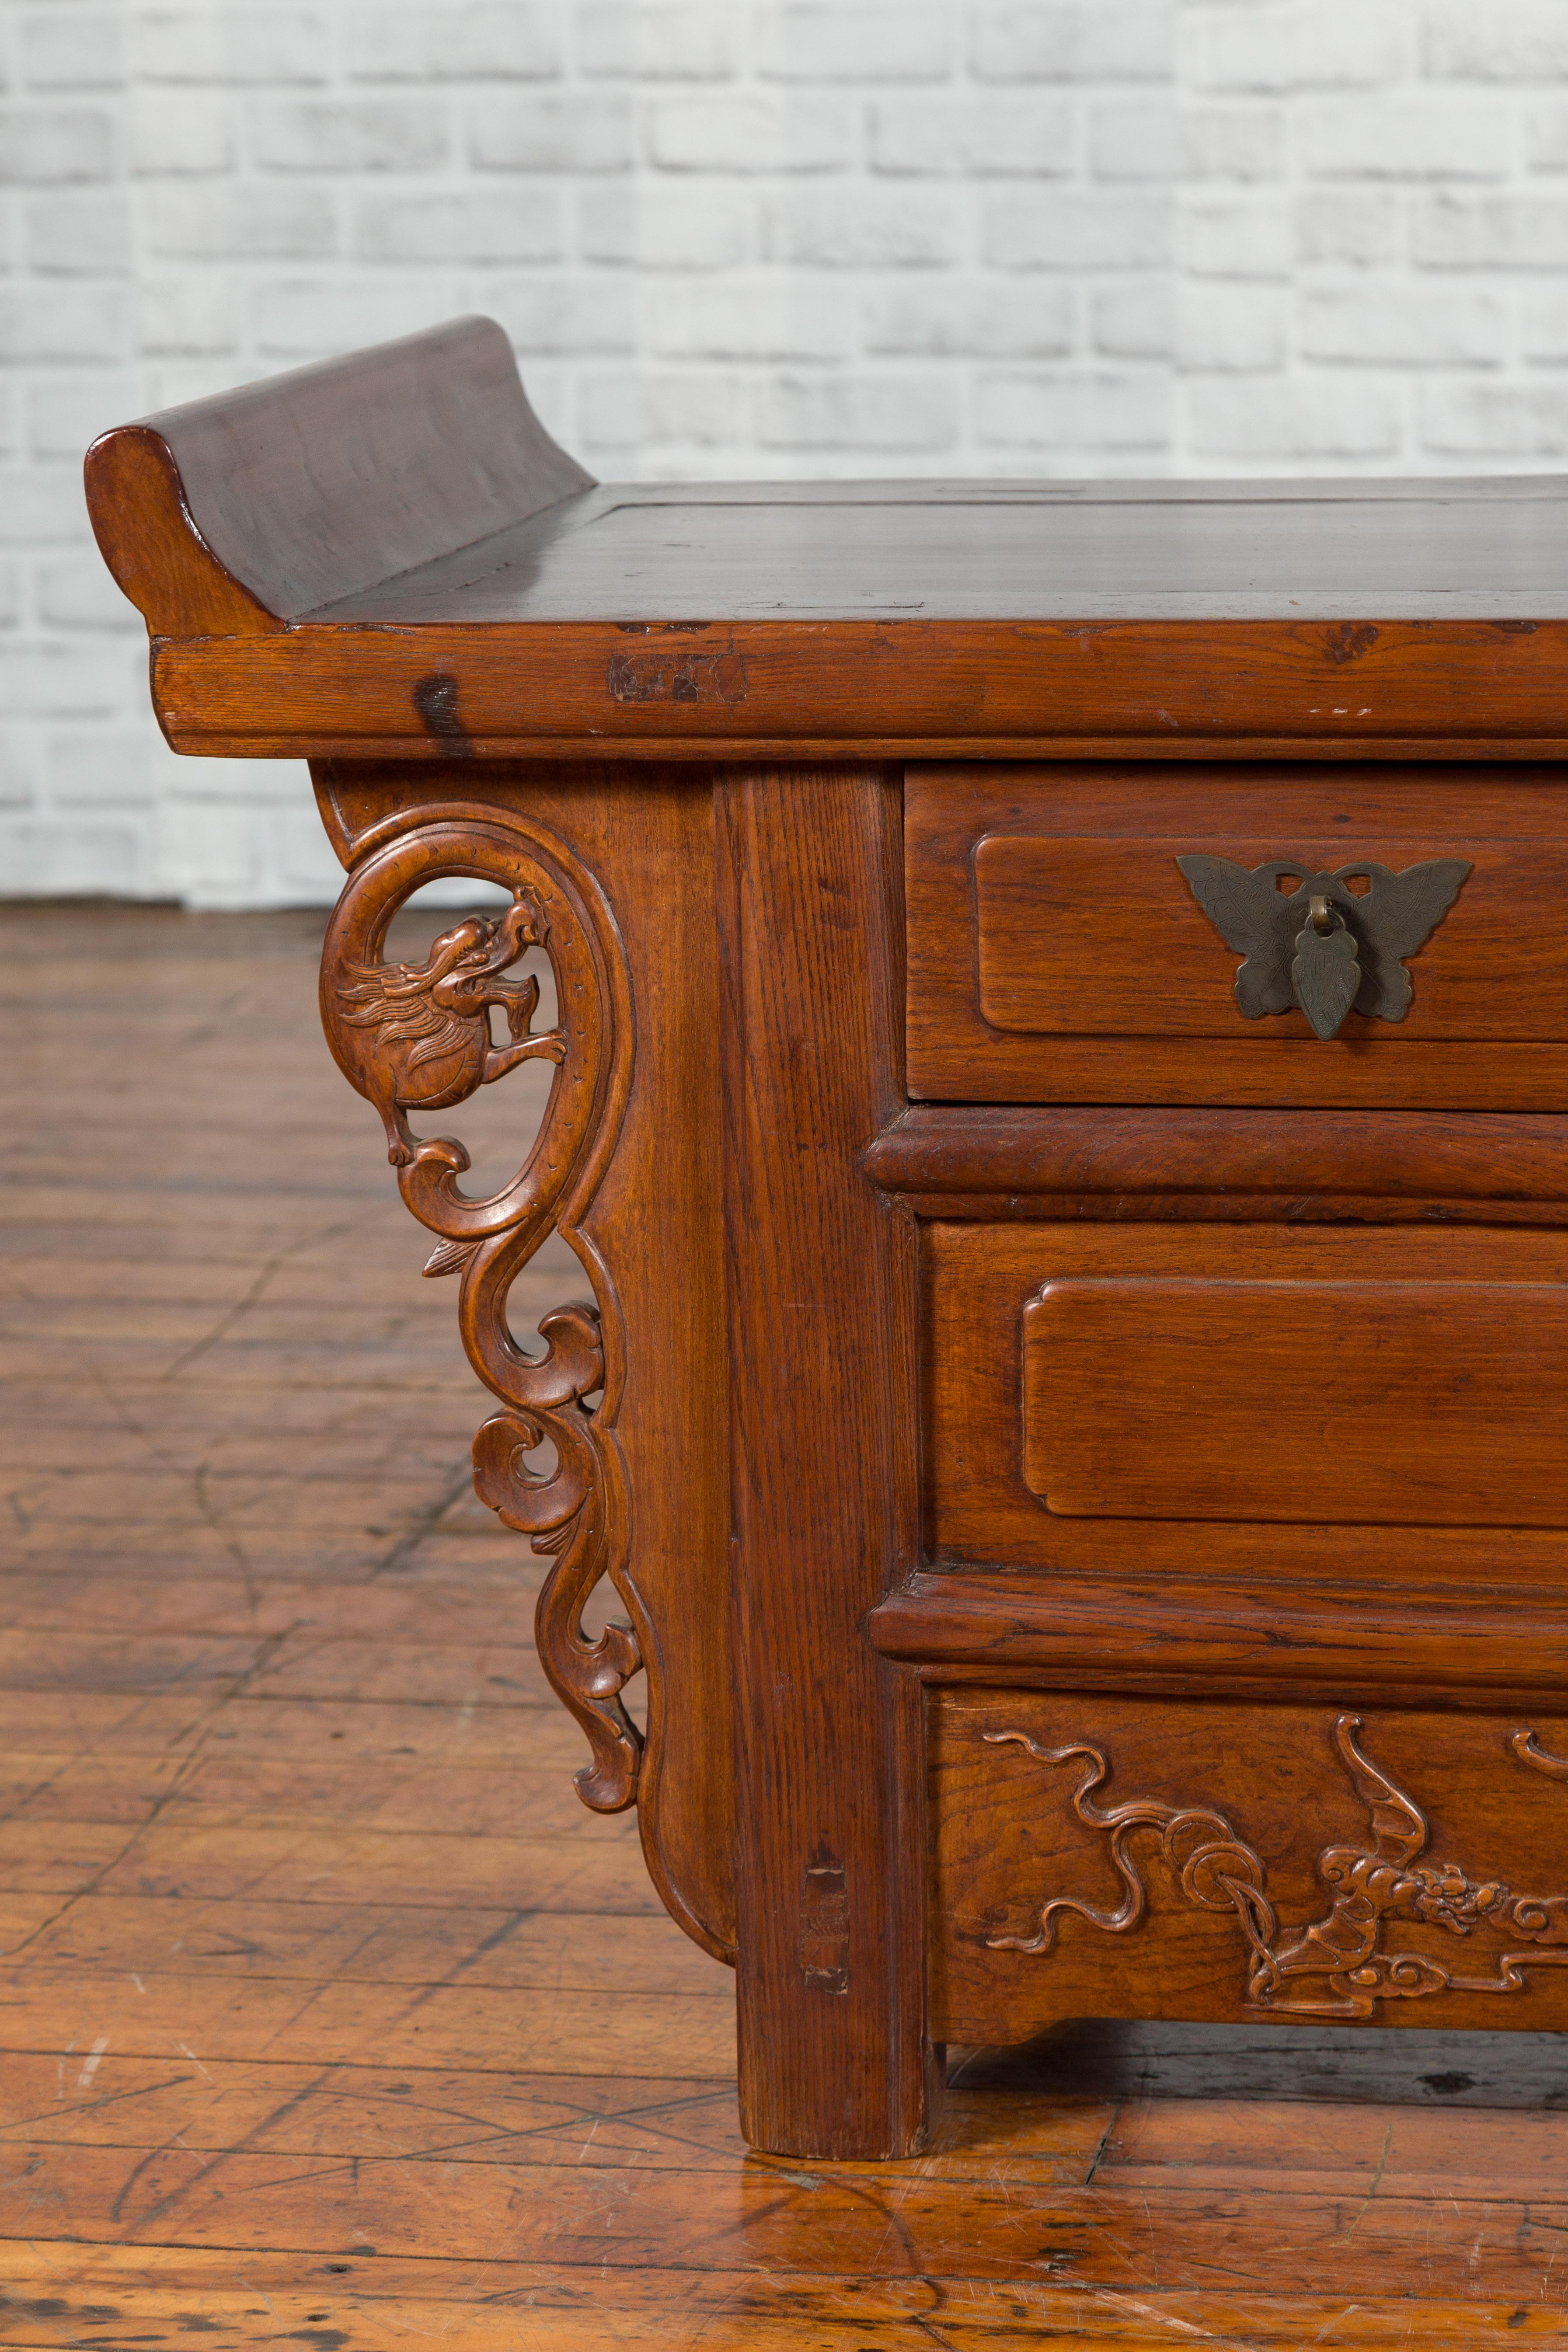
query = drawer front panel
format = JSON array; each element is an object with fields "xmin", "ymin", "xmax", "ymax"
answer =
[
  {"xmin": 975, "ymin": 832, "xmax": 1567, "ymax": 1039},
  {"xmin": 909, "ymin": 762, "xmax": 1568, "ymax": 1105},
  {"xmin": 1024, "ymin": 1277, "xmax": 1568, "ymax": 1526},
  {"xmin": 926, "ymin": 1220, "xmax": 1568, "ymax": 1582},
  {"xmin": 932, "ymin": 1688, "xmax": 1568, "ymax": 2044}
]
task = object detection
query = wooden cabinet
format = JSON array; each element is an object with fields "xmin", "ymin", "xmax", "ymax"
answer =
[{"xmin": 84, "ymin": 317, "xmax": 1568, "ymax": 2161}]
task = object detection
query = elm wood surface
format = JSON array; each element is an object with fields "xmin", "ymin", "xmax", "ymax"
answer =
[
  {"xmin": 83, "ymin": 315, "xmax": 590, "ymax": 637},
  {"xmin": 139, "ymin": 622, "xmax": 1568, "ymax": 769},
  {"xmin": 867, "ymin": 1572, "xmax": 1568, "ymax": 1711},
  {"xmin": 139, "ymin": 621, "xmax": 1568, "ymax": 767},
  {"xmin": 866, "ymin": 1104, "xmax": 1568, "ymax": 1216},
  {"xmin": 302, "ymin": 474, "xmax": 1568, "ymax": 627},
  {"xmin": 717, "ymin": 770, "xmax": 934, "ymax": 2160},
  {"xmin": 313, "ymin": 739, "xmax": 938, "ymax": 2160},
  {"xmin": 83, "ymin": 317, "xmax": 1568, "ymax": 763},
  {"xmin": 929, "ymin": 1690, "xmax": 1568, "ymax": 2046},
  {"xmin": 907, "ymin": 761, "xmax": 1568, "ymax": 1105},
  {"xmin": 976, "ymin": 836, "xmax": 1533, "ymax": 1038},
  {"xmin": 311, "ymin": 763, "xmax": 732, "ymax": 1958},
  {"xmin": 1023, "ymin": 1278, "xmax": 1568, "ymax": 1525},
  {"xmin": 23, "ymin": 914, "xmax": 1568, "ymax": 2343},
  {"xmin": 920, "ymin": 1218, "xmax": 1568, "ymax": 1588}
]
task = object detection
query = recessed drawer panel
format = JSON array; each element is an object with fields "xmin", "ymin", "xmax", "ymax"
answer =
[
  {"xmin": 976, "ymin": 833, "xmax": 1568, "ymax": 1039},
  {"xmin": 1024, "ymin": 1277, "xmax": 1568, "ymax": 1526},
  {"xmin": 926, "ymin": 1220, "xmax": 1568, "ymax": 1585},
  {"xmin": 908, "ymin": 761, "xmax": 1568, "ymax": 1105}
]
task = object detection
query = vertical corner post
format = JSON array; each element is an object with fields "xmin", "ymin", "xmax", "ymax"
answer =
[{"xmin": 718, "ymin": 766, "xmax": 940, "ymax": 2160}]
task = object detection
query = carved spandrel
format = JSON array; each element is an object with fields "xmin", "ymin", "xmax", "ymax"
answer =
[
  {"xmin": 987, "ymin": 1714, "xmax": 1568, "ymax": 2020},
  {"xmin": 319, "ymin": 813, "xmax": 639, "ymax": 1812}
]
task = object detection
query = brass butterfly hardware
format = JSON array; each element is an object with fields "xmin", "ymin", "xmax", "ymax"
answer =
[{"xmin": 1177, "ymin": 854, "xmax": 1473, "ymax": 1040}]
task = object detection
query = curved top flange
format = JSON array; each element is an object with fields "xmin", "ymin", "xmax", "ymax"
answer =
[{"xmin": 84, "ymin": 314, "xmax": 595, "ymax": 638}]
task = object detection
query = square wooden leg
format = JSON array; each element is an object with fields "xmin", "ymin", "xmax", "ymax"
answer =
[{"xmin": 718, "ymin": 767, "xmax": 941, "ymax": 2159}]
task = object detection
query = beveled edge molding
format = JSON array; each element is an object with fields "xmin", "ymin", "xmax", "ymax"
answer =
[
  {"xmin": 864, "ymin": 1105, "xmax": 1568, "ymax": 1217},
  {"xmin": 147, "ymin": 618, "xmax": 1568, "ymax": 763},
  {"xmin": 867, "ymin": 1569, "xmax": 1568, "ymax": 1710},
  {"xmin": 319, "ymin": 809, "xmax": 640, "ymax": 1812}
]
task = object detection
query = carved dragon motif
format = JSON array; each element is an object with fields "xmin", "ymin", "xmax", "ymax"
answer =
[
  {"xmin": 333, "ymin": 884, "xmax": 566, "ymax": 1168},
  {"xmin": 987, "ymin": 1714, "xmax": 1568, "ymax": 2018},
  {"xmin": 320, "ymin": 815, "xmax": 640, "ymax": 1812}
]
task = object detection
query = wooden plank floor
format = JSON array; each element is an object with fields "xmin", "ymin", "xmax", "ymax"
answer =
[{"xmin": 5, "ymin": 898, "xmax": 1568, "ymax": 2350}]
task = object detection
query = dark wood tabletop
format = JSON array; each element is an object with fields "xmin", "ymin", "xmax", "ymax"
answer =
[
  {"xmin": 312, "ymin": 476, "xmax": 1568, "ymax": 628},
  {"xmin": 84, "ymin": 316, "xmax": 1568, "ymax": 761}
]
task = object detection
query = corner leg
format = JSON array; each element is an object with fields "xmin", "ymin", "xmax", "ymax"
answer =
[{"xmin": 717, "ymin": 767, "xmax": 941, "ymax": 2160}]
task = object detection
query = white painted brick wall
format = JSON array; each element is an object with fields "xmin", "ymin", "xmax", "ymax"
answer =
[
  {"xmin": 0, "ymin": 0, "xmax": 1560, "ymax": 908},
  {"xmin": 1176, "ymin": 0, "xmax": 1568, "ymax": 473}
]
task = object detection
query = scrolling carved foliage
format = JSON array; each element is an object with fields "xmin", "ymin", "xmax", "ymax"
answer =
[
  {"xmin": 320, "ymin": 815, "xmax": 639, "ymax": 1812},
  {"xmin": 987, "ymin": 1714, "xmax": 1568, "ymax": 2019}
]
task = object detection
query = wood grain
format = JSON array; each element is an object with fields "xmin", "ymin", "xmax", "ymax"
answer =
[
  {"xmin": 921, "ymin": 1217, "xmax": 1568, "ymax": 1586},
  {"xmin": 930, "ymin": 1689, "xmax": 1568, "ymax": 2046},
  {"xmin": 4, "ymin": 936, "xmax": 1568, "ymax": 2352},
  {"xmin": 65, "ymin": 325, "xmax": 1568, "ymax": 2329},
  {"xmin": 974, "ymin": 833, "xmax": 1551, "ymax": 1039},
  {"xmin": 305, "ymin": 473, "xmax": 1568, "ymax": 626},
  {"xmin": 1024, "ymin": 1275, "xmax": 1568, "ymax": 1524},
  {"xmin": 144, "ymin": 617, "xmax": 1568, "ymax": 763},
  {"xmin": 908, "ymin": 761, "xmax": 1568, "ymax": 1104},
  {"xmin": 868, "ymin": 1568, "xmax": 1568, "ymax": 1708},
  {"xmin": 81, "ymin": 327, "xmax": 1568, "ymax": 763},
  {"xmin": 17, "ymin": 2141, "xmax": 1568, "ymax": 2297},
  {"xmin": 311, "ymin": 762, "xmax": 734, "ymax": 1962},
  {"xmin": 716, "ymin": 769, "xmax": 937, "ymax": 2159},
  {"xmin": 866, "ymin": 1103, "xmax": 1568, "ymax": 1213},
  {"xmin": 8, "ymin": 2251, "xmax": 1568, "ymax": 2349}
]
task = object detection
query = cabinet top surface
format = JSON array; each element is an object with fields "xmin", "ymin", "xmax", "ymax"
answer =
[
  {"xmin": 82, "ymin": 321, "xmax": 1568, "ymax": 755},
  {"xmin": 311, "ymin": 478, "xmax": 1568, "ymax": 626}
]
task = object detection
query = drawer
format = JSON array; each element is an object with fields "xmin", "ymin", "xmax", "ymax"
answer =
[
  {"xmin": 931, "ymin": 1690, "xmax": 1568, "ymax": 2043},
  {"xmin": 925, "ymin": 1220, "xmax": 1568, "ymax": 1588},
  {"xmin": 906, "ymin": 761, "xmax": 1568, "ymax": 1106}
]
